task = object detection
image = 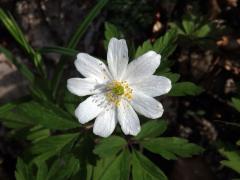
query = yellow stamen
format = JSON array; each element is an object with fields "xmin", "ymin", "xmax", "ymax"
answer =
[{"xmin": 106, "ymin": 80, "xmax": 133, "ymax": 106}]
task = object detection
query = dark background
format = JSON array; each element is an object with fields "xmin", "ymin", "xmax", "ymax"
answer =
[{"xmin": 0, "ymin": 0, "xmax": 240, "ymax": 179}]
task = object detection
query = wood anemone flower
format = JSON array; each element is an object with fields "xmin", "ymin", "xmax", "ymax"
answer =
[{"xmin": 67, "ymin": 38, "xmax": 172, "ymax": 137}]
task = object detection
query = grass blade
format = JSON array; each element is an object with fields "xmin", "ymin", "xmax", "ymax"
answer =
[
  {"xmin": 0, "ymin": 8, "xmax": 45, "ymax": 76},
  {"xmin": 0, "ymin": 46, "xmax": 34, "ymax": 82},
  {"xmin": 39, "ymin": 46, "xmax": 78, "ymax": 57}
]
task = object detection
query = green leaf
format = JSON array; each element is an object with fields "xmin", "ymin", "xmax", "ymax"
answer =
[
  {"xmin": 15, "ymin": 158, "xmax": 32, "ymax": 180},
  {"xmin": 0, "ymin": 102, "xmax": 17, "ymax": 115},
  {"xmin": 194, "ymin": 24, "xmax": 211, "ymax": 38},
  {"xmin": 94, "ymin": 136, "xmax": 127, "ymax": 158},
  {"xmin": 158, "ymin": 72, "xmax": 180, "ymax": 83},
  {"xmin": 98, "ymin": 150, "xmax": 131, "ymax": 180},
  {"xmin": 27, "ymin": 125, "xmax": 50, "ymax": 143},
  {"xmin": 182, "ymin": 15, "xmax": 194, "ymax": 34},
  {"xmin": 0, "ymin": 9, "xmax": 31, "ymax": 53},
  {"xmin": 63, "ymin": 89, "xmax": 81, "ymax": 115},
  {"xmin": 142, "ymin": 137, "xmax": 204, "ymax": 160},
  {"xmin": 153, "ymin": 28, "xmax": 178, "ymax": 59},
  {"xmin": 39, "ymin": 46, "xmax": 78, "ymax": 57},
  {"xmin": 104, "ymin": 22, "xmax": 123, "ymax": 49},
  {"xmin": 231, "ymin": 98, "xmax": 240, "ymax": 112},
  {"xmin": 132, "ymin": 150, "xmax": 167, "ymax": 180},
  {"xmin": 219, "ymin": 149, "xmax": 240, "ymax": 174},
  {"xmin": 135, "ymin": 40, "xmax": 153, "ymax": 58},
  {"xmin": 135, "ymin": 120, "xmax": 168, "ymax": 140},
  {"xmin": 0, "ymin": 106, "xmax": 34, "ymax": 129},
  {"xmin": 52, "ymin": 0, "xmax": 109, "ymax": 98},
  {"xmin": 159, "ymin": 72, "xmax": 180, "ymax": 82},
  {"xmin": 36, "ymin": 162, "xmax": 48, "ymax": 180},
  {"xmin": 31, "ymin": 133, "xmax": 79, "ymax": 162},
  {"xmin": 4, "ymin": 100, "xmax": 79, "ymax": 130},
  {"xmin": 47, "ymin": 154, "xmax": 80, "ymax": 180},
  {"xmin": 135, "ymin": 28, "xmax": 178, "ymax": 60},
  {"xmin": 0, "ymin": 9, "xmax": 45, "ymax": 75},
  {"xmin": 169, "ymin": 82, "xmax": 203, "ymax": 96},
  {"xmin": 32, "ymin": 150, "xmax": 58, "ymax": 164},
  {"xmin": 0, "ymin": 46, "xmax": 34, "ymax": 83},
  {"xmin": 156, "ymin": 59, "xmax": 174, "ymax": 73},
  {"xmin": 237, "ymin": 140, "xmax": 240, "ymax": 146},
  {"xmin": 15, "ymin": 101, "xmax": 79, "ymax": 130}
]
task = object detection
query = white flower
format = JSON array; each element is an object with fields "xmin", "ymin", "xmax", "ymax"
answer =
[{"xmin": 67, "ymin": 38, "xmax": 172, "ymax": 137}]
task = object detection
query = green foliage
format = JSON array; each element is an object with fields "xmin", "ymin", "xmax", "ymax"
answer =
[
  {"xmin": 169, "ymin": 82, "xmax": 203, "ymax": 96},
  {"xmin": 0, "ymin": 101, "xmax": 79, "ymax": 130},
  {"xmin": 135, "ymin": 40, "xmax": 153, "ymax": 58},
  {"xmin": 170, "ymin": 14, "xmax": 212, "ymax": 38},
  {"xmin": 39, "ymin": 46, "xmax": 78, "ymax": 57},
  {"xmin": 135, "ymin": 28, "xmax": 177, "ymax": 60},
  {"xmin": 142, "ymin": 137, "xmax": 204, "ymax": 160},
  {"xmin": 46, "ymin": 154, "xmax": 80, "ymax": 180},
  {"xmin": 62, "ymin": 89, "xmax": 81, "ymax": 115},
  {"xmin": 0, "ymin": 6, "xmax": 208, "ymax": 180},
  {"xmin": 132, "ymin": 150, "xmax": 167, "ymax": 180},
  {"xmin": 231, "ymin": 98, "xmax": 240, "ymax": 112},
  {"xmin": 15, "ymin": 155, "xmax": 80, "ymax": 180},
  {"xmin": 104, "ymin": 22, "xmax": 123, "ymax": 49},
  {"xmin": 26, "ymin": 125, "xmax": 50, "ymax": 143},
  {"xmin": 15, "ymin": 158, "xmax": 33, "ymax": 180},
  {"xmin": 135, "ymin": 120, "xmax": 168, "ymax": 140},
  {"xmin": 94, "ymin": 136, "xmax": 127, "ymax": 158},
  {"xmin": 0, "ymin": 46, "xmax": 34, "ymax": 83},
  {"xmin": 158, "ymin": 72, "xmax": 180, "ymax": 83},
  {"xmin": 153, "ymin": 29, "xmax": 178, "ymax": 60},
  {"xmin": 36, "ymin": 162, "xmax": 48, "ymax": 180},
  {"xmin": 0, "ymin": 101, "xmax": 18, "ymax": 115},
  {"xmin": 31, "ymin": 133, "xmax": 79, "ymax": 162},
  {"xmin": 0, "ymin": 8, "xmax": 45, "ymax": 76},
  {"xmin": 97, "ymin": 150, "xmax": 131, "ymax": 180},
  {"xmin": 219, "ymin": 149, "xmax": 240, "ymax": 174}
]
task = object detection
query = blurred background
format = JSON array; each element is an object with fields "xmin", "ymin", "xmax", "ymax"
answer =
[{"xmin": 0, "ymin": 0, "xmax": 240, "ymax": 179}]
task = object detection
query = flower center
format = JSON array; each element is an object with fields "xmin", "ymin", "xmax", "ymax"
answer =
[
  {"xmin": 111, "ymin": 83, "xmax": 124, "ymax": 96},
  {"xmin": 106, "ymin": 80, "xmax": 133, "ymax": 106}
]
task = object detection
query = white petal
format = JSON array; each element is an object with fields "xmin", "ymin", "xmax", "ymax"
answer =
[
  {"xmin": 75, "ymin": 53, "xmax": 112, "ymax": 83},
  {"xmin": 123, "ymin": 51, "xmax": 161, "ymax": 83},
  {"xmin": 107, "ymin": 38, "xmax": 128, "ymax": 80},
  {"xmin": 75, "ymin": 94, "xmax": 106, "ymax": 124},
  {"xmin": 67, "ymin": 78, "xmax": 103, "ymax": 96},
  {"xmin": 118, "ymin": 99, "xmax": 140, "ymax": 136},
  {"xmin": 93, "ymin": 107, "xmax": 117, "ymax": 137},
  {"xmin": 130, "ymin": 92, "xmax": 164, "ymax": 119},
  {"xmin": 130, "ymin": 75, "xmax": 172, "ymax": 97}
]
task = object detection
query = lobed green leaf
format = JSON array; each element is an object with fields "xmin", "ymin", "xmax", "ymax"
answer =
[
  {"xmin": 97, "ymin": 150, "xmax": 131, "ymax": 180},
  {"xmin": 31, "ymin": 133, "xmax": 79, "ymax": 162},
  {"xmin": 132, "ymin": 150, "xmax": 167, "ymax": 180},
  {"xmin": 135, "ymin": 120, "xmax": 168, "ymax": 140},
  {"xmin": 231, "ymin": 98, "xmax": 240, "ymax": 112},
  {"xmin": 169, "ymin": 82, "xmax": 203, "ymax": 96},
  {"xmin": 219, "ymin": 149, "xmax": 240, "ymax": 174},
  {"xmin": 94, "ymin": 136, "xmax": 127, "ymax": 158},
  {"xmin": 104, "ymin": 22, "xmax": 123, "ymax": 49},
  {"xmin": 142, "ymin": 137, "xmax": 204, "ymax": 160}
]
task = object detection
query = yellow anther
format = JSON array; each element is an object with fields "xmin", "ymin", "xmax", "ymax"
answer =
[{"xmin": 106, "ymin": 80, "xmax": 133, "ymax": 106}]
